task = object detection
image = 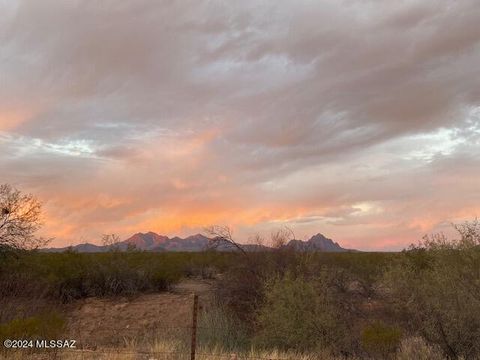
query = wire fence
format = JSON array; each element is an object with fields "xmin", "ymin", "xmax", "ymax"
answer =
[
  {"xmin": 17, "ymin": 324, "xmax": 290, "ymax": 360},
  {"xmin": 2, "ymin": 329, "xmax": 289, "ymax": 360},
  {"xmin": 2, "ymin": 294, "xmax": 297, "ymax": 360},
  {"xmin": 60, "ymin": 348, "xmax": 293, "ymax": 360}
]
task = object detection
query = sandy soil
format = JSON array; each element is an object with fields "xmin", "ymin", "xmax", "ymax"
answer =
[{"xmin": 64, "ymin": 278, "xmax": 214, "ymax": 349}]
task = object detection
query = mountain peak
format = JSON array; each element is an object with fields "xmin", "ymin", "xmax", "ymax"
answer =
[
  {"xmin": 43, "ymin": 232, "xmax": 354, "ymax": 253},
  {"xmin": 286, "ymin": 233, "xmax": 347, "ymax": 252},
  {"xmin": 310, "ymin": 233, "xmax": 330, "ymax": 241},
  {"xmin": 124, "ymin": 231, "xmax": 169, "ymax": 249}
]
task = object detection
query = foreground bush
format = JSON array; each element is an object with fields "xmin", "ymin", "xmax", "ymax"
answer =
[
  {"xmin": 255, "ymin": 273, "xmax": 349, "ymax": 354},
  {"xmin": 0, "ymin": 311, "xmax": 65, "ymax": 341},
  {"xmin": 386, "ymin": 220, "xmax": 480, "ymax": 359},
  {"xmin": 361, "ymin": 322, "xmax": 402, "ymax": 359}
]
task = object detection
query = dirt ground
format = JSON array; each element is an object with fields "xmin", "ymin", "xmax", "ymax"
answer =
[{"xmin": 64, "ymin": 278, "xmax": 214, "ymax": 349}]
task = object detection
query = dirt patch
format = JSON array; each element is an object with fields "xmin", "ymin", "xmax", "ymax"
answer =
[
  {"xmin": 171, "ymin": 278, "xmax": 214, "ymax": 296},
  {"xmin": 65, "ymin": 279, "xmax": 214, "ymax": 348}
]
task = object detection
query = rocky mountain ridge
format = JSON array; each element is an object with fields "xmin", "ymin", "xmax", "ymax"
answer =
[{"xmin": 44, "ymin": 232, "xmax": 353, "ymax": 252}]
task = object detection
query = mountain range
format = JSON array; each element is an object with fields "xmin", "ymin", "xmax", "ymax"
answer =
[{"xmin": 43, "ymin": 232, "xmax": 353, "ymax": 253}]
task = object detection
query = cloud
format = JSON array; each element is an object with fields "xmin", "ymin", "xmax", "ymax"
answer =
[{"xmin": 0, "ymin": 0, "xmax": 479, "ymax": 248}]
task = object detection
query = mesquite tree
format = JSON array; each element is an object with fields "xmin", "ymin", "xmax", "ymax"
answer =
[{"xmin": 0, "ymin": 184, "xmax": 49, "ymax": 251}]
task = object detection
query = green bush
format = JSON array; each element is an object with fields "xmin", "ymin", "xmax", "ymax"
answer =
[
  {"xmin": 254, "ymin": 273, "xmax": 348, "ymax": 353},
  {"xmin": 385, "ymin": 221, "xmax": 480, "ymax": 359},
  {"xmin": 361, "ymin": 322, "xmax": 402, "ymax": 359},
  {"xmin": 0, "ymin": 312, "xmax": 65, "ymax": 341}
]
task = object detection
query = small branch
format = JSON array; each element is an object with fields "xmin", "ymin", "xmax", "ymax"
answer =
[{"xmin": 204, "ymin": 225, "xmax": 248, "ymax": 257}]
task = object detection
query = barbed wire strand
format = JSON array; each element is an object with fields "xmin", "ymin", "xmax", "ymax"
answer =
[{"xmin": 64, "ymin": 347, "xmax": 291, "ymax": 360}]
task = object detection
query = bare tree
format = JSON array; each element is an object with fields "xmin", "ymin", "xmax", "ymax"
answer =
[
  {"xmin": 271, "ymin": 226, "xmax": 296, "ymax": 249},
  {"xmin": 249, "ymin": 233, "xmax": 265, "ymax": 250},
  {"xmin": 205, "ymin": 225, "xmax": 297, "ymax": 254},
  {"xmin": 204, "ymin": 225, "xmax": 248, "ymax": 256},
  {"xmin": 0, "ymin": 184, "xmax": 50, "ymax": 251},
  {"xmin": 101, "ymin": 233, "xmax": 121, "ymax": 250}
]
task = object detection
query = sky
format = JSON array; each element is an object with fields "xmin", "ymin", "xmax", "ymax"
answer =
[{"xmin": 1, "ymin": 0, "xmax": 479, "ymax": 250}]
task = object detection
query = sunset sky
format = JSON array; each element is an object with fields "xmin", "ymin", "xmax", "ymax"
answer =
[{"xmin": 1, "ymin": 1, "xmax": 479, "ymax": 250}]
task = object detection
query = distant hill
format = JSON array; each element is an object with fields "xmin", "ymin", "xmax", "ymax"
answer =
[
  {"xmin": 124, "ymin": 231, "xmax": 170, "ymax": 250},
  {"xmin": 45, "ymin": 243, "xmax": 107, "ymax": 253},
  {"xmin": 43, "ymin": 232, "xmax": 354, "ymax": 253},
  {"xmin": 284, "ymin": 233, "xmax": 349, "ymax": 252}
]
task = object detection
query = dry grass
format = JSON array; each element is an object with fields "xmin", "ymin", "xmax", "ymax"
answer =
[
  {"xmin": 0, "ymin": 338, "xmax": 344, "ymax": 360},
  {"xmin": 0, "ymin": 337, "xmax": 450, "ymax": 360}
]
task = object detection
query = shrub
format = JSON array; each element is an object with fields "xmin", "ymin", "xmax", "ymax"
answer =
[
  {"xmin": 0, "ymin": 252, "xmax": 198, "ymax": 302},
  {"xmin": 385, "ymin": 221, "xmax": 480, "ymax": 359},
  {"xmin": 361, "ymin": 322, "xmax": 402, "ymax": 359},
  {"xmin": 0, "ymin": 312, "xmax": 65, "ymax": 341},
  {"xmin": 214, "ymin": 253, "xmax": 267, "ymax": 325},
  {"xmin": 254, "ymin": 273, "xmax": 348, "ymax": 353}
]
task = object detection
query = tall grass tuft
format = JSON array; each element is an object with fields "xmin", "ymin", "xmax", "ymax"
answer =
[{"xmin": 198, "ymin": 307, "xmax": 250, "ymax": 352}]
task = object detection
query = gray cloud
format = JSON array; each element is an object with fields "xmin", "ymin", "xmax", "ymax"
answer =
[{"xmin": 1, "ymin": 0, "xmax": 479, "ymax": 248}]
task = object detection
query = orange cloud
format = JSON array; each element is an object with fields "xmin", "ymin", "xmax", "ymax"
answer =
[
  {"xmin": 0, "ymin": 108, "xmax": 34, "ymax": 131},
  {"xmin": 3, "ymin": 1, "xmax": 480, "ymax": 250}
]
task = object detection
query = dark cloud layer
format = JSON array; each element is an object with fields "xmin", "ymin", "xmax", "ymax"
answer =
[{"xmin": 1, "ymin": 0, "xmax": 479, "ymax": 249}]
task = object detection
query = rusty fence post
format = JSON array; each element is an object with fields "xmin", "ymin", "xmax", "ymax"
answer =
[{"xmin": 190, "ymin": 293, "xmax": 199, "ymax": 360}]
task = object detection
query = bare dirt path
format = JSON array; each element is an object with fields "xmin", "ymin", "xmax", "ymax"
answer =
[{"xmin": 65, "ymin": 278, "xmax": 214, "ymax": 348}]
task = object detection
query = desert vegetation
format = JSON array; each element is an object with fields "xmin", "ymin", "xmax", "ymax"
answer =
[
  {"xmin": 1, "ymin": 221, "xmax": 479, "ymax": 359},
  {"xmin": 206, "ymin": 221, "xmax": 479, "ymax": 359},
  {"xmin": 1, "ymin": 185, "xmax": 479, "ymax": 359}
]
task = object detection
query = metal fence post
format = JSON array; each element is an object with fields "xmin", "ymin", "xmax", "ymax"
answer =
[{"xmin": 190, "ymin": 293, "xmax": 199, "ymax": 360}]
